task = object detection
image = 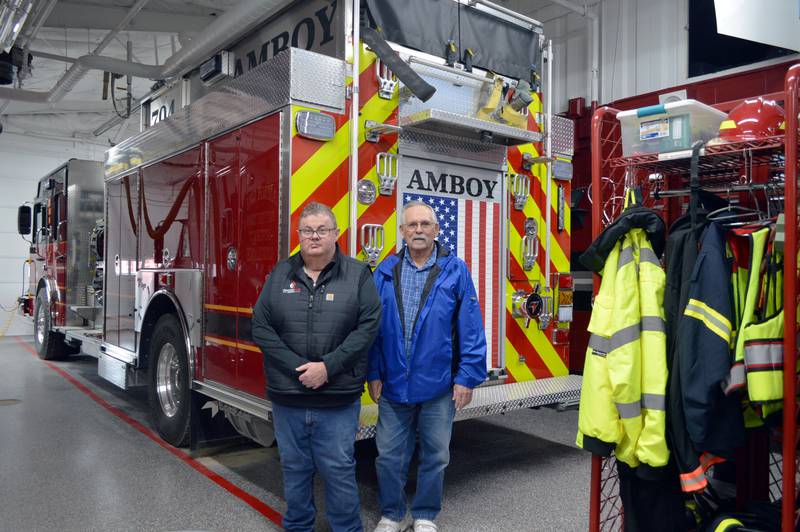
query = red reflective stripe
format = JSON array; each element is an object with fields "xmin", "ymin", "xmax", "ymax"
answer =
[{"xmin": 14, "ymin": 337, "xmax": 283, "ymax": 526}]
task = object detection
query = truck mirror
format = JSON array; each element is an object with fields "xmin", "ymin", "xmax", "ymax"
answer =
[{"xmin": 17, "ymin": 205, "xmax": 31, "ymax": 235}]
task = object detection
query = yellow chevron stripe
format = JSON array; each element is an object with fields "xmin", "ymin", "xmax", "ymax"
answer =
[
  {"xmin": 291, "ymin": 91, "xmax": 398, "ymax": 214},
  {"xmin": 504, "ymin": 338, "xmax": 536, "ymax": 382},
  {"xmin": 332, "ymin": 194, "xmax": 351, "ymax": 232},
  {"xmin": 357, "ymin": 142, "xmax": 398, "ymax": 218},
  {"xmin": 379, "ymin": 211, "xmax": 398, "ymax": 261},
  {"xmin": 505, "ymin": 278, "xmax": 569, "ymax": 377},
  {"xmin": 511, "ymin": 143, "xmax": 573, "ymax": 237},
  {"xmin": 290, "ymin": 111, "xmax": 351, "ymax": 213},
  {"xmin": 507, "ymin": 160, "xmax": 570, "ymax": 273}
]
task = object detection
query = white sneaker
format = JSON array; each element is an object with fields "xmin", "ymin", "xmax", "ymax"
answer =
[
  {"xmin": 374, "ymin": 516, "xmax": 403, "ymax": 532},
  {"xmin": 413, "ymin": 519, "xmax": 438, "ymax": 532}
]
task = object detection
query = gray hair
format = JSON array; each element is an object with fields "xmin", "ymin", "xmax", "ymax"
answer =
[
  {"xmin": 401, "ymin": 200, "xmax": 439, "ymax": 225},
  {"xmin": 299, "ymin": 202, "xmax": 338, "ymax": 228}
]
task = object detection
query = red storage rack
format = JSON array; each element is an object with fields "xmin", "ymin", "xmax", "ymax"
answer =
[{"xmin": 587, "ymin": 63, "xmax": 800, "ymax": 532}]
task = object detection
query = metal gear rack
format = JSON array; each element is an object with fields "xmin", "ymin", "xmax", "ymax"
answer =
[{"xmin": 587, "ymin": 63, "xmax": 800, "ymax": 531}]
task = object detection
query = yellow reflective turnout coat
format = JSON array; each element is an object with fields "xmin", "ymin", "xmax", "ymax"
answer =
[{"xmin": 577, "ymin": 224, "xmax": 670, "ymax": 470}]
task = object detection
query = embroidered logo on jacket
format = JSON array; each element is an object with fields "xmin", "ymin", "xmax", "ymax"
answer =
[{"xmin": 282, "ymin": 281, "xmax": 301, "ymax": 294}]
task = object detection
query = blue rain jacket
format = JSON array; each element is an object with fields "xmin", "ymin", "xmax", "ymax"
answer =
[{"xmin": 367, "ymin": 243, "xmax": 487, "ymax": 404}]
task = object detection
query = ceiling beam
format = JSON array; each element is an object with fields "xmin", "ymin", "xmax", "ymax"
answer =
[{"xmin": 45, "ymin": 1, "xmax": 215, "ymax": 33}]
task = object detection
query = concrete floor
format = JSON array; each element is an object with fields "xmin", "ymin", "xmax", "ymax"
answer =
[{"xmin": 0, "ymin": 336, "xmax": 590, "ymax": 531}]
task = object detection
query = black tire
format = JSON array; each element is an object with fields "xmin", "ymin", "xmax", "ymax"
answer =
[
  {"xmin": 148, "ymin": 314, "xmax": 191, "ymax": 447},
  {"xmin": 33, "ymin": 289, "xmax": 69, "ymax": 360}
]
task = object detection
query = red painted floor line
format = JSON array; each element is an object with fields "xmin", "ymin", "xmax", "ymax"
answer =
[{"xmin": 14, "ymin": 337, "xmax": 283, "ymax": 527}]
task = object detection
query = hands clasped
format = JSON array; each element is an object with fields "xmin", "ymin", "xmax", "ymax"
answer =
[{"xmin": 296, "ymin": 361, "xmax": 328, "ymax": 389}]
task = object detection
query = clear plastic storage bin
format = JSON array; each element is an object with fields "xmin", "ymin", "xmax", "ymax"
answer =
[{"xmin": 617, "ymin": 99, "xmax": 726, "ymax": 156}]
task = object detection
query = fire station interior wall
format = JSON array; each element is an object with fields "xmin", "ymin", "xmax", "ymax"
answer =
[
  {"xmin": 0, "ymin": 135, "xmax": 105, "ymax": 336},
  {"xmin": 505, "ymin": 0, "xmax": 799, "ymax": 113}
]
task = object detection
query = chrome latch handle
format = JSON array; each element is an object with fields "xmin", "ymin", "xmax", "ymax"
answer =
[
  {"xmin": 360, "ymin": 224, "xmax": 385, "ymax": 267},
  {"xmin": 375, "ymin": 58, "xmax": 398, "ymax": 100},
  {"xmin": 521, "ymin": 218, "xmax": 539, "ymax": 271},
  {"xmin": 510, "ymin": 172, "xmax": 530, "ymax": 210},
  {"xmin": 376, "ymin": 152, "xmax": 399, "ymax": 195}
]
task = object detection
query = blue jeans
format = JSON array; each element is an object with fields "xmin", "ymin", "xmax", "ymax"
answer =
[
  {"xmin": 272, "ymin": 400, "xmax": 363, "ymax": 532},
  {"xmin": 375, "ymin": 391, "xmax": 456, "ymax": 522}
]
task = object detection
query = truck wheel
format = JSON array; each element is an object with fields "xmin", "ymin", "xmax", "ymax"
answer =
[
  {"xmin": 34, "ymin": 290, "xmax": 67, "ymax": 360},
  {"xmin": 148, "ymin": 314, "xmax": 191, "ymax": 447}
]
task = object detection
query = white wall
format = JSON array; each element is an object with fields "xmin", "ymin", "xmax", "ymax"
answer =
[
  {"xmin": 508, "ymin": 0, "xmax": 798, "ymax": 113},
  {"xmin": 0, "ymin": 132, "xmax": 105, "ymax": 335}
]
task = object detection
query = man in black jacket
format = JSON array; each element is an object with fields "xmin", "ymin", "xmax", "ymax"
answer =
[{"xmin": 252, "ymin": 202, "xmax": 381, "ymax": 532}]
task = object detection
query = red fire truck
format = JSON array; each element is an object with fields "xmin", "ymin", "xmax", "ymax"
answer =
[{"xmin": 17, "ymin": 0, "xmax": 580, "ymax": 448}]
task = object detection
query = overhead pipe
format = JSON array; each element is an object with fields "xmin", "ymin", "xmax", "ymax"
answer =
[
  {"xmin": 0, "ymin": 0, "xmax": 281, "ymax": 103},
  {"xmin": 0, "ymin": 0, "xmax": 33, "ymax": 53},
  {"xmin": 48, "ymin": 0, "xmax": 150, "ymax": 102},
  {"xmin": 548, "ymin": 0, "xmax": 601, "ymax": 104},
  {"xmin": 17, "ymin": 0, "xmax": 56, "ymax": 50}
]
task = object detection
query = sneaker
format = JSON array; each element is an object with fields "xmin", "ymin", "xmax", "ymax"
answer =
[
  {"xmin": 374, "ymin": 516, "xmax": 403, "ymax": 532},
  {"xmin": 413, "ymin": 519, "xmax": 438, "ymax": 532}
]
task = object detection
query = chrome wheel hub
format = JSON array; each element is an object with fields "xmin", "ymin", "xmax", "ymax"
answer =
[
  {"xmin": 156, "ymin": 343, "xmax": 181, "ymax": 418},
  {"xmin": 35, "ymin": 304, "xmax": 45, "ymax": 346}
]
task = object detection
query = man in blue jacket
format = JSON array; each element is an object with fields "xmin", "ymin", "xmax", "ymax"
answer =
[{"xmin": 368, "ymin": 200, "xmax": 487, "ymax": 532}]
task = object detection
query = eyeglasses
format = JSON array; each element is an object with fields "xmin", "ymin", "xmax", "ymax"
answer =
[
  {"xmin": 403, "ymin": 221, "xmax": 435, "ymax": 231},
  {"xmin": 298, "ymin": 227, "xmax": 337, "ymax": 238}
]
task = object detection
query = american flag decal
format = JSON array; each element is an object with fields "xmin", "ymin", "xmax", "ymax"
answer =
[{"xmin": 403, "ymin": 193, "xmax": 501, "ymax": 369}]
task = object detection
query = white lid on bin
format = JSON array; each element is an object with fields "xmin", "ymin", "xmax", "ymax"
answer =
[{"xmin": 617, "ymin": 99, "xmax": 726, "ymax": 120}]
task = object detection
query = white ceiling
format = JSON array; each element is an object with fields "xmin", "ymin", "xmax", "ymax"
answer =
[{"xmin": 0, "ymin": 0, "xmax": 570, "ymax": 148}]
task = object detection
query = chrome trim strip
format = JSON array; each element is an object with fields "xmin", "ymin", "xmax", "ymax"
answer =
[{"xmin": 194, "ymin": 379, "xmax": 271, "ymax": 420}]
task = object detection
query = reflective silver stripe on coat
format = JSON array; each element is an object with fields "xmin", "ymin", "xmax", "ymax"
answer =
[
  {"xmin": 641, "ymin": 316, "xmax": 666, "ymax": 334},
  {"xmin": 639, "ymin": 247, "xmax": 661, "ymax": 267},
  {"xmin": 590, "ymin": 316, "xmax": 665, "ymax": 356},
  {"xmin": 684, "ymin": 301, "xmax": 732, "ymax": 339},
  {"xmin": 744, "ymin": 342, "xmax": 783, "ymax": 366},
  {"xmin": 722, "ymin": 363, "xmax": 746, "ymax": 393},
  {"xmin": 609, "ymin": 323, "xmax": 640, "ymax": 351},
  {"xmin": 618, "ymin": 246, "xmax": 635, "ymax": 269},
  {"xmin": 641, "ymin": 393, "xmax": 666, "ymax": 411},
  {"xmin": 589, "ymin": 334, "xmax": 610, "ymax": 356},
  {"xmin": 616, "ymin": 400, "xmax": 641, "ymax": 419}
]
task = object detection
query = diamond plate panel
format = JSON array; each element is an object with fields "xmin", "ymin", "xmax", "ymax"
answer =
[
  {"xmin": 551, "ymin": 114, "xmax": 575, "ymax": 157},
  {"xmin": 399, "ymin": 128, "xmax": 507, "ymax": 169},
  {"xmin": 290, "ymin": 48, "xmax": 347, "ymax": 110},
  {"xmin": 106, "ymin": 48, "xmax": 345, "ymax": 180},
  {"xmin": 356, "ymin": 375, "xmax": 582, "ymax": 440}
]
